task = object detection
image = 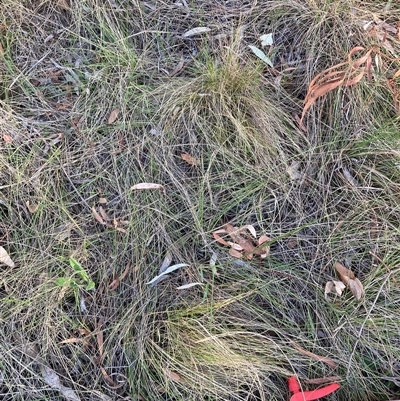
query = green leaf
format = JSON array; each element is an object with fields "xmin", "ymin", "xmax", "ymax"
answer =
[
  {"xmin": 69, "ymin": 257, "xmax": 89, "ymax": 282},
  {"xmin": 86, "ymin": 280, "xmax": 95, "ymax": 291},
  {"xmin": 248, "ymin": 45, "xmax": 274, "ymax": 67},
  {"xmin": 56, "ymin": 277, "xmax": 71, "ymax": 287}
]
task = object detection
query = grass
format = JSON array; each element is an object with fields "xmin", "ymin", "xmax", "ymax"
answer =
[{"xmin": 1, "ymin": 0, "xmax": 400, "ymax": 400}]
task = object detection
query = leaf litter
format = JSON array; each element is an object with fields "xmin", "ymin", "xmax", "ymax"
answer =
[
  {"xmin": 107, "ymin": 108, "xmax": 120, "ymax": 124},
  {"xmin": 146, "ymin": 263, "xmax": 189, "ymax": 286},
  {"xmin": 212, "ymin": 224, "xmax": 270, "ymax": 260},
  {"xmin": 334, "ymin": 262, "xmax": 364, "ymax": 300},
  {"xmin": 0, "ymin": 246, "xmax": 15, "ymax": 267}
]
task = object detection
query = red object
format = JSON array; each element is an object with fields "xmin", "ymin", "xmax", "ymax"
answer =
[{"xmin": 288, "ymin": 376, "xmax": 340, "ymax": 401}]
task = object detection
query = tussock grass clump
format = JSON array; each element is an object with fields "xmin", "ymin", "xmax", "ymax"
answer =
[{"xmin": 1, "ymin": 1, "xmax": 400, "ymax": 400}]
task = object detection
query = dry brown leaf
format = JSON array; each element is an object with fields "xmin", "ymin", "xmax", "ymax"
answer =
[
  {"xmin": 164, "ymin": 369, "xmax": 181, "ymax": 382},
  {"xmin": 292, "ymin": 342, "xmax": 337, "ymax": 368},
  {"xmin": 229, "ymin": 248, "xmax": 244, "ymax": 258},
  {"xmin": 2, "ymin": 134, "xmax": 12, "ymax": 143},
  {"xmin": 131, "ymin": 183, "xmax": 165, "ymax": 192},
  {"xmin": 212, "ymin": 230, "xmax": 231, "ymax": 247},
  {"xmin": 304, "ymin": 376, "xmax": 341, "ymax": 385},
  {"xmin": 335, "ymin": 262, "xmax": 364, "ymax": 300},
  {"xmin": 109, "ymin": 263, "xmax": 131, "ymax": 290},
  {"xmin": 59, "ymin": 338, "xmax": 90, "ymax": 347},
  {"xmin": 180, "ymin": 153, "xmax": 200, "ymax": 166},
  {"xmin": 334, "ymin": 261, "xmax": 355, "ymax": 284},
  {"xmin": 0, "ymin": 246, "xmax": 15, "ymax": 268},
  {"xmin": 26, "ymin": 200, "xmax": 39, "ymax": 213},
  {"xmin": 169, "ymin": 55, "xmax": 185, "ymax": 76},
  {"xmin": 213, "ymin": 225, "xmax": 270, "ymax": 260},
  {"xmin": 100, "ymin": 366, "xmax": 122, "ymax": 388},
  {"xmin": 348, "ymin": 277, "xmax": 364, "ymax": 300},
  {"xmin": 99, "ymin": 206, "xmax": 110, "ymax": 221},
  {"xmin": 107, "ymin": 108, "xmax": 120, "ymax": 124},
  {"xmin": 92, "ymin": 206, "xmax": 106, "ymax": 225},
  {"xmin": 300, "ymin": 47, "xmax": 372, "ymax": 124},
  {"xmin": 96, "ymin": 318, "xmax": 104, "ymax": 362}
]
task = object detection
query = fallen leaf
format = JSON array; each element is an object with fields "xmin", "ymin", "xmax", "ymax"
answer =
[
  {"xmin": 177, "ymin": 282, "xmax": 204, "ymax": 290},
  {"xmin": 300, "ymin": 47, "xmax": 372, "ymax": 124},
  {"xmin": 92, "ymin": 206, "xmax": 106, "ymax": 225},
  {"xmin": 0, "ymin": 42, "xmax": 4, "ymax": 55},
  {"xmin": 2, "ymin": 134, "xmax": 12, "ymax": 143},
  {"xmin": 334, "ymin": 262, "xmax": 364, "ymax": 300},
  {"xmin": 99, "ymin": 206, "xmax": 110, "ymax": 221},
  {"xmin": 100, "ymin": 366, "xmax": 122, "ymax": 388},
  {"xmin": 348, "ymin": 277, "xmax": 364, "ymax": 300},
  {"xmin": 0, "ymin": 246, "xmax": 14, "ymax": 267},
  {"xmin": 59, "ymin": 338, "xmax": 90, "ymax": 346},
  {"xmin": 96, "ymin": 318, "xmax": 104, "ymax": 363},
  {"xmin": 107, "ymin": 108, "xmax": 120, "ymax": 124},
  {"xmin": 26, "ymin": 200, "xmax": 39, "ymax": 213},
  {"xmin": 99, "ymin": 197, "xmax": 107, "ymax": 204},
  {"xmin": 159, "ymin": 251, "xmax": 173, "ymax": 274},
  {"xmin": 260, "ymin": 33, "xmax": 273, "ymax": 47},
  {"xmin": 292, "ymin": 342, "xmax": 337, "ymax": 368},
  {"xmin": 146, "ymin": 263, "xmax": 189, "ymax": 285},
  {"xmin": 304, "ymin": 376, "xmax": 341, "ymax": 385},
  {"xmin": 131, "ymin": 183, "xmax": 165, "ymax": 192},
  {"xmin": 294, "ymin": 114, "xmax": 307, "ymax": 132},
  {"xmin": 180, "ymin": 153, "xmax": 200, "ymax": 166},
  {"xmin": 41, "ymin": 364, "xmax": 81, "ymax": 401},
  {"xmin": 109, "ymin": 263, "xmax": 131, "ymax": 290},
  {"xmin": 165, "ymin": 369, "xmax": 181, "ymax": 382},
  {"xmin": 325, "ymin": 280, "xmax": 346, "ymax": 300},
  {"xmin": 257, "ymin": 235, "xmax": 270, "ymax": 258},
  {"xmin": 213, "ymin": 225, "xmax": 270, "ymax": 260},
  {"xmin": 169, "ymin": 54, "xmax": 185, "ymax": 76},
  {"xmin": 248, "ymin": 45, "xmax": 274, "ymax": 67},
  {"xmin": 182, "ymin": 27, "xmax": 211, "ymax": 37},
  {"xmin": 229, "ymin": 248, "xmax": 244, "ymax": 258}
]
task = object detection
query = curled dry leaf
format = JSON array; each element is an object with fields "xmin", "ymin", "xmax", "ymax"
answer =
[
  {"xmin": 325, "ymin": 280, "xmax": 346, "ymax": 301},
  {"xmin": 0, "ymin": 246, "xmax": 15, "ymax": 268},
  {"xmin": 107, "ymin": 108, "xmax": 120, "ymax": 124},
  {"xmin": 109, "ymin": 263, "xmax": 132, "ymax": 290},
  {"xmin": 291, "ymin": 341, "xmax": 337, "ymax": 368},
  {"xmin": 300, "ymin": 47, "xmax": 372, "ymax": 124},
  {"xmin": 335, "ymin": 262, "xmax": 364, "ymax": 300}
]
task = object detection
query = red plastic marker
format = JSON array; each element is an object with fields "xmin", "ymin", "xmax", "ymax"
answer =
[{"xmin": 288, "ymin": 376, "xmax": 340, "ymax": 401}]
